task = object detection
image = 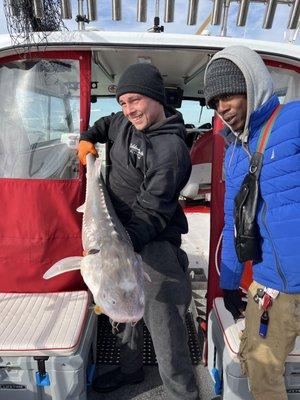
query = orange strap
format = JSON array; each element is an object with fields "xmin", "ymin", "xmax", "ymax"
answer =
[{"xmin": 257, "ymin": 104, "xmax": 283, "ymax": 154}]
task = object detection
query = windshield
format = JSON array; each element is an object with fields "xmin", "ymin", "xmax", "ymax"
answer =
[{"xmin": 0, "ymin": 59, "xmax": 80, "ymax": 179}]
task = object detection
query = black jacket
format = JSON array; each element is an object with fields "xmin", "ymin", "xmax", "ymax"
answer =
[{"xmin": 80, "ymin": 108, "xmax": 191, "ymax": 252}]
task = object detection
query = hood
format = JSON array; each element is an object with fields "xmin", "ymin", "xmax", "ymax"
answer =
[
  {"xmin": 204, "ymin": 45, "xmax": 274, "ymax": 143},
  {"xmin": 143, "ymin": 105, "xmax": 187, "ymax": 141},
  {"xmin": 129, "ymin": 106, "xmax": 187, "ymax": 170}
]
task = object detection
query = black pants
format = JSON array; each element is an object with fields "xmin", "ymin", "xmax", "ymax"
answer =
[{"xmin": 117, "ymin": 241, "xmax": 200, "ymax": 400}]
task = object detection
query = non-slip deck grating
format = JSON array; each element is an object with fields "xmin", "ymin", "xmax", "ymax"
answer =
[{"xmin": 96, "ymin": 312, "xmax": 201, "ymax": 366}]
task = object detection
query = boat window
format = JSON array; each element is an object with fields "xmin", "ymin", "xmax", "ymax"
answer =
[
  {"xmin": 270, "ymin": 68, "xmax": 300, "ymax": 103},
  {"xmin": 0, "ymin": 59, "xmax": 80, "ymax": 179},
  {"xmin": 176, "ymin": 99, "xmax": 213, "ymax": 128},
  {"xmin": 89, "ymin": 97, "xmax": 214, "ymax": 129},
  {"xmin": 90, "ymin": 97, "xmax": 121, "ymax": 126}
]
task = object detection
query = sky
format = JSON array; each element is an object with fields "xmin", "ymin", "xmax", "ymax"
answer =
[{"xmin": 0, "ymin": 0, "xmax": 299, "ymax": 44}]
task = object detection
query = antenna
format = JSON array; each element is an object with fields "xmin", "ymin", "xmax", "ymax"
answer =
[
  {"xmin": 220, "ymin": 0, "xmax": 230, "ymax": 36},
  {"xmin": 148, "ymin": 0, "xmax": 164, "ymax": 33}
]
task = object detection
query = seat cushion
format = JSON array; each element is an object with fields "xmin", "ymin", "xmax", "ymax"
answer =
[
  {"xmin": 213, "ymin": 297, "xmax": 300, "ymax": 362},
  {"xmin": 0, "ymin": 291, "xmax": 90, "ymax": 356}
]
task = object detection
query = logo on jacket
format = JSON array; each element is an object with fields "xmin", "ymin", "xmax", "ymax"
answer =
[
  {"xmin": 129, "ymin": 143, "xmax": 144, "ymax": 159},
  {"xmin": 271, "ymin": 149, "xmax": 275, "ymax": 159}
]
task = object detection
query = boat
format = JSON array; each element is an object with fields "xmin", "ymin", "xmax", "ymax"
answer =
[{"xmin": 0, "ymin": 0, "xmax": 299, "ymax": 399}]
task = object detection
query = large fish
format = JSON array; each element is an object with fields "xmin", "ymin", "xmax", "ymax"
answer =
[{"xmin": 43, "ymin": 153, "xmax": 148, "ymax": 324}]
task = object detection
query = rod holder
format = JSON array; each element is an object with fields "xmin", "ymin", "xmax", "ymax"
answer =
[
  {"xmin": 164, "ymin": 0, "xmax": 175, "ymax": 23},
  {"xmin": 211, "ymin": 0, "xmax": 223, "ymax": 25},
  {"xmin": 112, "ymin": 0, "xmax": 122, "ymax": 21},
  {"xmin": 137, "ymin": 0, "xmax": 147, "ymax": 22},
  {"xmin": 187, "ymin": 0, "xmax": 199, "ymax": 25},
  {"xmin": 288, "ymin": 0, "xmax": 300, "ymax": 29},
  {"xmin": 7, "ymin": 0, "xmax": 19, "ymax": 17},
  {"xmin": 237, "ymin": 0, "xmax": 250, "ymax": 26},
  {"xmin": 33, "ymin": 0, "xmax": 44, "ymax": 19},
  {"xmin": 263, "ymin": 0, "xmax": 278, "ymax": 29},
  {"xmin": 61, "ymin": 0, "xmax": 72, "ymax": 19},
  {"xmin": 87, "ymin": 0, "xmax": 97, "ymax": 21}
]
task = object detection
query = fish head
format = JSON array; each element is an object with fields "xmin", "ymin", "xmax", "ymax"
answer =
[{"xmin": 83, "ymin": 242, "xmax": 145, "ymax": 323}]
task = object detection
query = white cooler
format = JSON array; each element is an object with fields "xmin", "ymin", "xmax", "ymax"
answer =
[
  {"xmin": 0, "ymin": 291, "xmax": 96, "ymax": 400},
  {"xmin": 208, "ymin": 297, "xmax": 300, "ymax": 399}
]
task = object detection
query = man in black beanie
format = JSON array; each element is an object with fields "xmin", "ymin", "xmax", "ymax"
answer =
[{"xmin": 78, "ymin": 63, "xmax": 200, "ymax": 400}]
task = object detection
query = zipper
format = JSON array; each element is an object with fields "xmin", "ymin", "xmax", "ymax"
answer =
[
  {"xmin": 241, "ymin": 140, "xmax": 252, "ymax": 160},
  {"xmin": 261, "ymin": 200, "xmax": 288, "ymax": 291}
]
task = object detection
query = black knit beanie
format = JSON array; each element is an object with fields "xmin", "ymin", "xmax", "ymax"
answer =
[
  {"xmin": 204, "ymin": 58, "xmax": 247, "ymax": 108},
  {"xmin": 116, "ymin": 63, "xmax": 165, "ymax": 105}
]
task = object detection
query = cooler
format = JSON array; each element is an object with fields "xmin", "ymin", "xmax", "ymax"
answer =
[
  {"xmin": 0, "ymin": 291, "xmax": 96, "ymax": 400},
  {"xmin": 208, "ymin": 297, "xmax": 300, "ymax": 399}
]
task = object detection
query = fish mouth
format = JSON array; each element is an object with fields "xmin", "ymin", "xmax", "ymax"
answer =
[
  {"xmin": 106, "ymin": 311, "xmax": 144, "ymax": 324},
  {"xmin": 112, "ymin": 315, "xmax": 143, "ymax": 324}
]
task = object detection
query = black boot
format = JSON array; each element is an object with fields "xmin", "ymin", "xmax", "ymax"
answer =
[{"xmin": 93, "ymin": 367, "xmax": 145, "ymax": 393}]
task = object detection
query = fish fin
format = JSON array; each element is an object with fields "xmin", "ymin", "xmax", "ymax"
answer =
[
  {"xmin": 143, "ymin": 271, "xmax": 152, "ymax": 282},
  {"xmin": 76, "ymin": 204, "xmax": 85, "ymax": 213},
  {"xmin": 43, "ymin": 256, "xmax": 83, "ymax": 279}
]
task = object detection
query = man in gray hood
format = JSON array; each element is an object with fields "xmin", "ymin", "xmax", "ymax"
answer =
[{"xmin": 204, "ymin": 45, "xmax": 300, "ymax": 400}]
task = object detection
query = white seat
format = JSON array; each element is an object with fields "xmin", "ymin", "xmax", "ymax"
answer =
[
  {"xmin": 213, "ymin": 297, "xmax": 300, "ymax": 362},
  {"xmin": 181, "ymin": 163, "xmax": 211, "ymax": 199},
  {"xmin": 0, "ymin": 291, "xmax": 90, "ymax": 356}
]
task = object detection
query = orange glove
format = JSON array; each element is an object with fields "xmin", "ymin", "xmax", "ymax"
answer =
[{"xmin": 77, "ymin": 140, "xmax": 98, "ymax": 165}]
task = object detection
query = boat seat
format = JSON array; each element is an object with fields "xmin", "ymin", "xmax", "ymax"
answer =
[
  {"xmin": 0, "ymin": 291, "xmax": 90, "ymax": 356},
  {"xmin": 213, "ymin": 297, "xmax": 300, "ymax": 362},
  {"xmin": 181, "ymin": 163, "xmax": 211, "ymax": 199}
]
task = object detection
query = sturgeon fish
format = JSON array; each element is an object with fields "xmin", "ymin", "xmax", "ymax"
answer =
[{"xmin": 43, "ymin": 153, "xmax": 148, "ymax": 323}]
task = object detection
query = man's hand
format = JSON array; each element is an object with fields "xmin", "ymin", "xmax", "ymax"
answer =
[
  {"xmin": 223, "ymin": 289, "xmax": 247, "ymax": 320},
  {"xmin": 77, "ymin": 140, "xmax": 98, "ymax": 165}
]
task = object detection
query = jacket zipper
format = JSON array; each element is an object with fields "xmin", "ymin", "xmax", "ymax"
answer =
[{"xmin": 261, "ymin": 200, "xmax": 288, "ymax": 291}]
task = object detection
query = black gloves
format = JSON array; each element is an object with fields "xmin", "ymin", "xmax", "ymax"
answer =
[{"xmin": 223, "ymin": 289, "xmax": 247, "ymax": 320}]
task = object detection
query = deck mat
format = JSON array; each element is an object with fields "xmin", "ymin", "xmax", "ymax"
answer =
[{"xmin": 96, "ymin": 312, "xmax": 202, "ymax": 366}]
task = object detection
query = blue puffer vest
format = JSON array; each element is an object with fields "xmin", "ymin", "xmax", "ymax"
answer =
[{"xmin": 220, "ymin": 94, "xmax": 300, "ymax": 293}]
